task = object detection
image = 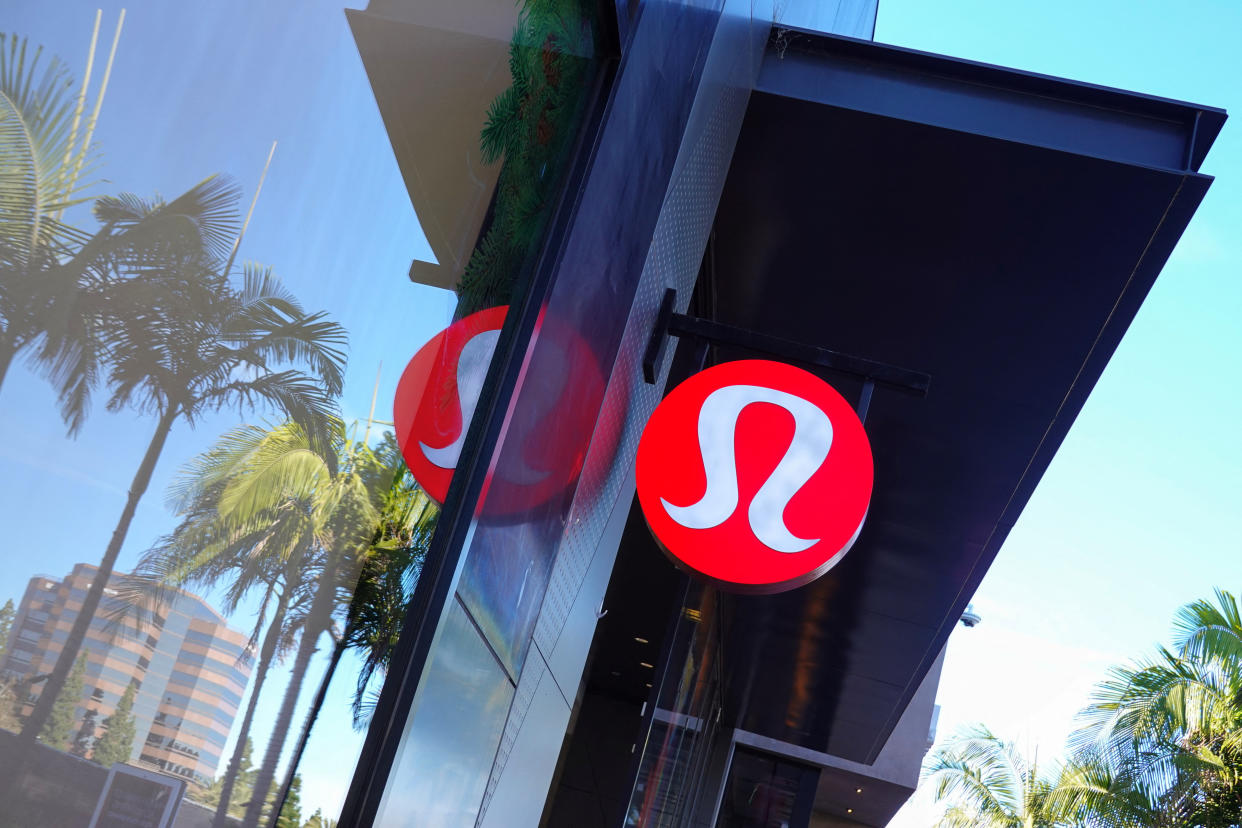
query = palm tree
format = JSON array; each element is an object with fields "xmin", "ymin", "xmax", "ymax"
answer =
[
  {"xmin": 129, "ymin": 419, "xmax": 384, "ymax": 826},
  {"xmin": 39, "ymin": 177, "xmax": 255, "ymax": 434},
  {"xmin": 1171, "ymin": 590, "xmax": 1242, "ymax": 824},
  {"xmin": 123, "ymin": 423, "xmax": 425, "ymax": 826},
  {"xmin": 925, "ymin": 726, "xmax": 1063, "ymax": 828},
  {"xmin": 1071, "ymin": 590, "xmax": 1242, "ymax": 826},
  {"xmin": 341, "ymin": 436, "xmax": 434, "ymax": 727},
  {"xmin": 1046, "ymin": 749, "xmax": 1182, "ymax": 828},
  {"xmin": 114, "ymin": 420, "xmax": 437, "ymax": 828},
  {"xmin": 18, "ymin": 180, "xmax": 347, "ymax": 763},
  {"xmin": 0, "ymin": 33, "xmax": 98, "ymax": 392},
  {"xmin": 236, "ymin": 425, "xmax": 388, "ymax": 827},
  {"xmin": 1174, "ymin": 589, "xmax": 1242, "ymax": 676},
  {"xmin": 268, "ymin": 435, "xmax": 436, "ymax": 821},
  {"xmin": 120, "ymin": 459, "xmax": 316, "ymax": 827}
]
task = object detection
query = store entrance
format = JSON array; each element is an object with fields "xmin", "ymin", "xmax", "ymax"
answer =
[{"xmin": 715, "ymin": 748, "xmax": 820, "ymax": 828}]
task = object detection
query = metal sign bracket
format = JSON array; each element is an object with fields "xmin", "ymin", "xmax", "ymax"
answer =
[{"xmin": 641, "ymin": 288, "xmax": 931, "ymax": 421}]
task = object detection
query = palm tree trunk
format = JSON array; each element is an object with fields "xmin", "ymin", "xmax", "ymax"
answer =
[
  {"xmin": 0, "ymin": 328, "xmax": 18, "ymax": 392},
  {"xmin": 267, "ymin": 635, "xmax": 345, "ymax": 828},
  {"xmin": 213, "ymin": 583, "xmax": 291, "ymax": 828},
  {"xmin": 242, "ymin": 573, "xmax": 335, "ymax": 828},
  {"xmin": 19, "ymin": 406, "xmax": 178, "ymax": 746}
]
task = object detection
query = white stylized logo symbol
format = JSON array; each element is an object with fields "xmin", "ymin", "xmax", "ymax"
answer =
[
  {"xmin": 661, "ymin": 385, "xmax": 833, "ymax": 553},
  {"xmin": 419, "ymin": 328, "xmax": 501, "ymax": 469}
]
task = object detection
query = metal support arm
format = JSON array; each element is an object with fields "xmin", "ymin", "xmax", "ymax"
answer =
[{"xmin": 642, "ymin": 288, "xmax": 931, "ymax": 399}]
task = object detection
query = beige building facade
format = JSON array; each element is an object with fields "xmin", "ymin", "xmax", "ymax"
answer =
[{"xmin": 2, "ymin": 564, "xmax": 252, "ymax": 788}]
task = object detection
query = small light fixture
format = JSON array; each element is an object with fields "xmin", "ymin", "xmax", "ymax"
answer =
[
  {"xmin": 639, "ymin": 662, "xmax": 654, "ymax": 669},
  {"xmin": 847, "ymin": 809, "xmax": 853, "ymax": 814},
  {"xmin": 645, "ymin": 683, "xmax": 652, "ymax": 688},
  {"xmin": 634, "ymin": 637, "xmax": 649, "ymax": 644},
  {"xmin": 856, "ymin": 788, "xmax": 862, "ymax": 794}
]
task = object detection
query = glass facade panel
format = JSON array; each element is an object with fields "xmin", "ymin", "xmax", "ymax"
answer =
[
  {"xmin": 373, "ymin": 599, "xmax": 513, "ymax": 828},
  {"xmin": 450, "ymin": 1, "xmax": 608, "ymax": 680},
  {"xmin": 715, "ymin": 749, "xmax": 819, "ymax": 828},
  {"xmin": 627, "ymin": 586, "xmax": 726, "ymax": 827}
]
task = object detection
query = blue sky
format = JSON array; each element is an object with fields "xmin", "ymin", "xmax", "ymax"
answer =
[
  {"xmin": 874, "ymin": 0, "xmax": 1242, "ymax": 823},
  {"xmin": 2, "ymin": 0, "xmax": 1239, "ymax": 824}
]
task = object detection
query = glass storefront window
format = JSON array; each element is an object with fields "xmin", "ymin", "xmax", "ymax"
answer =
[
  {"xmin": 715, "ymin": 749, "xmax": 819, "ymax": 828},
  {"xmin": 626, "ymin": 586, "xmax": 726, "ymax": 827},
  {"xmin": 0, "ymin": 0, "xmax": 599, "ymax": 824}
]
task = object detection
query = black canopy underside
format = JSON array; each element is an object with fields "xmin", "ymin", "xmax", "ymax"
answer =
[{"xmin": 710, "ymin": 30, "xmax": 1222, "ymax": 763}]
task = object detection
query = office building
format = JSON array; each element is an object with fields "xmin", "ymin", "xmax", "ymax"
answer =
[{"xmin": 4, "ymin": 564, "xmax": 252, "ymax": 788}]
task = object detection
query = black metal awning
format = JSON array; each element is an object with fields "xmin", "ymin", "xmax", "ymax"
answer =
[{"xmin": 710, "ymin": 28, "xmax": 1223, "ymax": 774}]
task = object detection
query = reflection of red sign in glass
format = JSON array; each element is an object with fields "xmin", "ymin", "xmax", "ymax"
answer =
[
  {"xmin": 394, "ymin": 306, "xmax": 508, "ymax": 503},
  {"xmin": 636, "ymin": 360, "xmax": 873, "ymax": 593},
  {"xmin": 394, "ymin": 306, "xmax": 606, "ymax": 511}
]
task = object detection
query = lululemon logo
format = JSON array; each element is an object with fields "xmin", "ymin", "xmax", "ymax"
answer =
[
  {"xmin": 662, "ymin": 385, "xmax": 832, "ymax": 553},
  {"xmin": 636, "ymin": 360, "xmax": 873, "ymax": 594}
]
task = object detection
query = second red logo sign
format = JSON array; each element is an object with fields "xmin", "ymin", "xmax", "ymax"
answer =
[{"xmin": 636, "ymin": 359, "xmax": 873, "ymax": 593}]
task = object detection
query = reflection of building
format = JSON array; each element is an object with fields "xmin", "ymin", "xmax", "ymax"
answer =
[{"xmin": 2, "ymin": 564, "xmax": 251, "ymax": 787}]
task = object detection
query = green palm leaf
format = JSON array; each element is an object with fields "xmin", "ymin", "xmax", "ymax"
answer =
[{"xmin": 0, "ymin": 34, "xmax": 92, "ymax": 270}]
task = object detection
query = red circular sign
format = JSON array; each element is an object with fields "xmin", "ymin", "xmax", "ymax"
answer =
[
  {"xmin": 394, "ymin": 306, "xmax": 606, "ymax": 512},
  {"xmin": 635, "ymin": 360, "xmax": 873, "ymax": 593},
  {"xmin": 394, "ymin": 306, "xmax": 508, "ymax": 504}
]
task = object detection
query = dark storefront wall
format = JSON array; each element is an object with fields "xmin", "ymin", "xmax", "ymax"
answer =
[
  {"xmin": 546, "ymin": 25, "xmax": 1222, "ymax": 828},
  {"xmin": 348, "ymin": 2, "xmax": 896, "ymax": 826},
  {"xmin": 710, "ymin": 33, "xmax": 1219, "ymax": 766}
]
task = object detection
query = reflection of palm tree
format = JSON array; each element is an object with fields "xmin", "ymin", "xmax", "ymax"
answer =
[
  {"xmin": 19, "ymin": 180, "xmax": 347, "ymax": 764},
  {"xmin": 341, "ymin": 447, "xmax": 434, "ymax": 727},
  {"xmin": 127, "ymin": 425, "xmax": 431, "ymax": 825},
  {"xmin": 125, "ymin": 444, "xmax": 316, "ymax": 827},
  {"xmin": 269, "ymin": 434, "xmax": 435, "ymax": 818},
  {"xmin": 236, "ymin": 424, "xmax": 387, "ymax": 828},
  {"xmin": 0, "ymin": 34, "xmax": 98, "ymax": 394},
  {"xmin": 135, "ymin": 420, "xmax": 383, "ymax": 826}
]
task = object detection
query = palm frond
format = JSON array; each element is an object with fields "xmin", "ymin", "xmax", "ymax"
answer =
[
  {"xmin": 217, "ymin": 445, "xmax": 330, "ymax": 521},
  {"xmin": 193, "ymin": 370, "xmax": 341, "ymax": 468},
  {"xmin": 0, "ymin": 34, "xmax": 91, "ymax": 270},
  {"xmin": 1067, "ymin": 593, "xmax": 1242, "ymax": 826},
  {"xmin": 1174, "ymin": 589, "xmax": 1242, "ymax": 669},
  {"xmin": 236, "ymin": 262, "xmax": 304, "ymax": 316},
  {"xmin": 220, "ymin": 304, "xmax": 347, "ymax": 397},
  {"xmin": 165, "ymin": 423, "xmax": 273, "ymax": 511},
  {"xmin": 95, "ymin": 175, "xmax": 241, "ymax": 267}
]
